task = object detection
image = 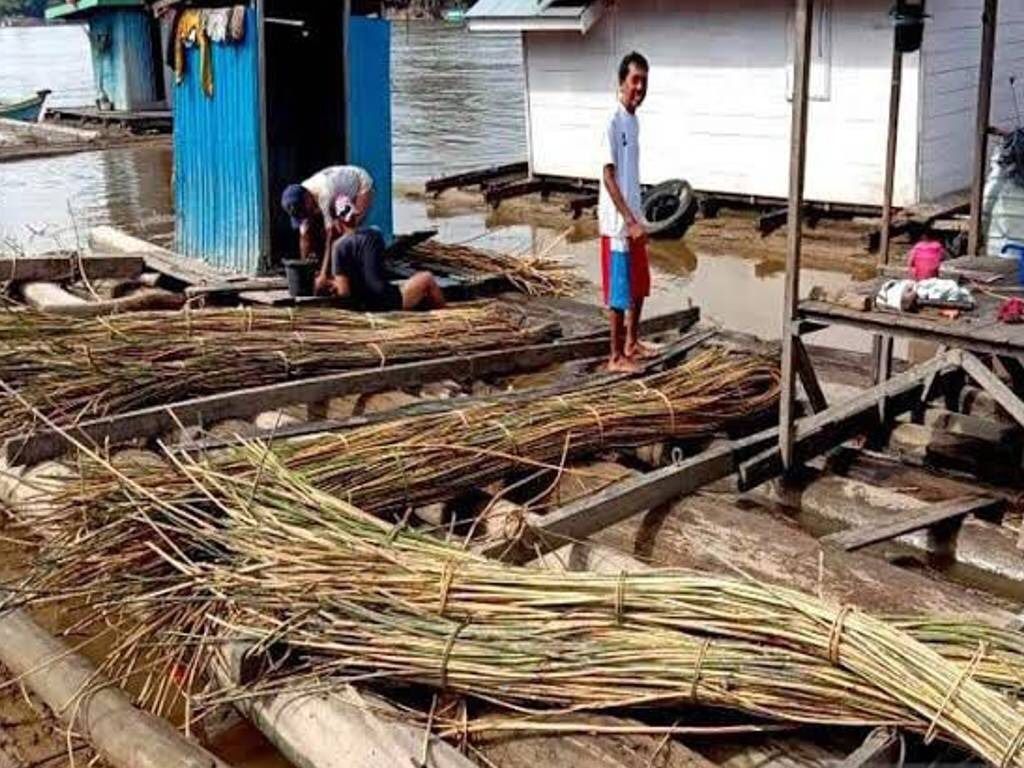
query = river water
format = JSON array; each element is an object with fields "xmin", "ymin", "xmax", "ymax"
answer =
[{"xmin": 0, "ymin": 21, "xmax": 854, "ymax": 342}]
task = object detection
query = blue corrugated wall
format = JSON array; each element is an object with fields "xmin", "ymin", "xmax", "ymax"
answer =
[
  {"xmin": 89, "ymin": 9, "xmax": 159, "ymax": 111},
  {"xmin": 348, "ymin": 17, "xmax": 393, "ymax": 242},
  {"xmin": 173, "ymin": 9, "xmax": 264, "ymax": 275}
]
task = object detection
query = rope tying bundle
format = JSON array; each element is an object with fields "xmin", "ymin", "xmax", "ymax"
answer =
[{"xmin": 828, "ymin": 605, "xmax": 854, "ymax": 665}]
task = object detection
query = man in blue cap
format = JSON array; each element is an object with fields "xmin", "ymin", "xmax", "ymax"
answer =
[{"xmin": 280, "ymin": 165, "xmax": 374, "ymax": 295}]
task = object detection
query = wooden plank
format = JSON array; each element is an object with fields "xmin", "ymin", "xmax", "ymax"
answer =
[
  {"xmin": 479, "ymin": 428, "xmax": 779, "ymax": 565},
  {"xmin": 959, "ymin": 350, "xmax": 1024, "ymax": 429},
  {"xmin": 821, "ymin": 495, "xmax": 1004, "ymax": 552},
  {"xmin": 5, "ymin": 309, "xmax": 700, "ymax": 466},
  {"xmin": 425, "ymin": 162, "xmax": 528, "ymax": 195},
  {"xmin": 799, "ymin": 300, "xmax": 1024, "ymax": 359},
  {"xmin": 184, "ymin": 277, "xmax": 289, "ymax": 297},
  {"xmin": 968, "ymin": 0, "xmax": 999, "ymax": 256},
  {"xmin": 779, "ymin": 0, "xmax": 814, "ymax": 469},
  {"xmin": 738, "ymin": 352, "xmax": 957, "ymax": 490},
  {"xmin": 181, "ymin": 327, "xmax": 717, "ymax": 452},
  {"xmin": 0, "ymin": 255, "xmax": 144, "ymax": 283},
  {"xmin": 793, "ymin": 337, "xmax": 827, "ymax": 413}
]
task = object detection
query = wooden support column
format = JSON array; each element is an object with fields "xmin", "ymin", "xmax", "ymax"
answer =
[
  {"xmin": 874, "ymin": 32, "xmax": 902, "ymax": 416},
  {"xmin": 780, "ymin": 0, "xmax": 815, "ymax": 470},
  {"xmin": 968, "ymin": 0, "xmax": 1000, "ymax": 256},
  {"xmin": 879, "ymin": 38, "xmax": 904, "ymax": 266}
]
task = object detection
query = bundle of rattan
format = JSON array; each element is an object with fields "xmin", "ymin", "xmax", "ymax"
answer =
[
  {"xmin": 405, "ymin": 240, "xmax": 584, "ymax": 297},
  {"xmin": 14, "ymin": 453, "xmax": 1024, "ymax": 766},
  {"xmin": 44, "ymin": 348, "xmax": 780, "ymax": 523},
  {"xmin": 0, "ymin": 303, "xmax": 554, "ymax": 441}
]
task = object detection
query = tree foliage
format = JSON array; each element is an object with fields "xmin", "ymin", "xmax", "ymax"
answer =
[{"xmin": 0, "ymin": 0, "xmax": 48, "ymax": 18}]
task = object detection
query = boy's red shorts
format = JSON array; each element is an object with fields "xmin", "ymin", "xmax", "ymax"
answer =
[{"xmin": 600, "ymin": 235, "xmax": 651, "ymax": 311}]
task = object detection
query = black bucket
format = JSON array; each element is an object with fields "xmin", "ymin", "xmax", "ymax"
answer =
[{"xmin": 283, "ymin": 259, "xmax": 317, "ymax": 298}]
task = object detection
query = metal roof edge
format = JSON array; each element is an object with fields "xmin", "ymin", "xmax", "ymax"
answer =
[{"xmin": 46, "ymin": 0, "xmax": 143, "ymax": 20}]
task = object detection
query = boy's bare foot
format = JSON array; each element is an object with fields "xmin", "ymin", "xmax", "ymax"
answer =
[
  {"xmin": 626, "ymin": 340, "xmax": 661, "ymax": 360},
  {"xmin": 607, "ymin": 355, "xmax": 643, "ymax": 374}
]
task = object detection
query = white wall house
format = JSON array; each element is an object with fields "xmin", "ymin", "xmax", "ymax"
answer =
[{"xmin": 466, "ymin": 0, "xmax": 1024, "ymax": 208}]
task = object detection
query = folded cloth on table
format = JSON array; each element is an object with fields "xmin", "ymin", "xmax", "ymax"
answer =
[
  {"xmin": 915, "ymin": 278, "xmax": 973, "ymax": 307},
  {"xmin": 876, "ymin": 279, "xmax": 918, "ymax": 312}
]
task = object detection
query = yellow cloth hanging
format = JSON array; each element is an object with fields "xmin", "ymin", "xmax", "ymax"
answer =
[{"xmin": 174, "ymin": 9, "xmax": 213, "ymax": 98}]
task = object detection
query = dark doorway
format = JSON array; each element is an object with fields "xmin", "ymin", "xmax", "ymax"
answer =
[{"xmin": 263, "ymin": 0, "xmax": 346, "ymax": 264}]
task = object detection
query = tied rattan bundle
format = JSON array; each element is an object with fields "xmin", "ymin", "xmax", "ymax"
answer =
[
  {"xmin": 0, "ymin": 303, "xmax": 554, "ymax": 441},
  {"xmin": 44, "ymin": 348, "xmax": 781, "ymax": 523},
  {"xmin": 406, "ymin": 240, "xmax": 584, "ymax": 297},
  {"xmin": 14, "ymin": 452, "xmax": 1024, "ymax": 767}
]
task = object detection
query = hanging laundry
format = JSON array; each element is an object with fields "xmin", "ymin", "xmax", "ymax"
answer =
[
  {"xmin": 164, "ymin": 7, "xmax": 182, "ymax": 69},
  {"xmin": 205, "ymin": 8, "xmax": 231, "ymax": 44},
  {"xmin": 228, "ymin": 5, "xmax": 247, "ymax": 43},
  {"xmin": 175, "ymin": 9, "xmax": 214, "ymax": 98}
]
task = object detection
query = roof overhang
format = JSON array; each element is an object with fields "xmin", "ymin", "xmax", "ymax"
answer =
[
  {"xmin": 46, "ymin": 0, "xmax": 143, "ymax": 20},
  {"xmin": 466, "ymin": 0, "xmax": 602, "ymax": 34}
]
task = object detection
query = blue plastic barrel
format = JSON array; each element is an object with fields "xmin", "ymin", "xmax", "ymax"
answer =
[{"xmin": 1003, "ymin": 242, "xmax": 1024, "ymax": 284}]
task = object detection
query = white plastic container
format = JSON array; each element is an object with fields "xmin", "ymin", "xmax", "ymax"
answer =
[{"xmin": 983, "ymin": 143, "xmax": 1024, "ymax": 257}]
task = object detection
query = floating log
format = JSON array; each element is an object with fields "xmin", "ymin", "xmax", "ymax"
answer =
[
  {"xmin": 769, "ymin": 475, "xmax": 1024, "ymax": 596},
  {"xmin": 0, "ymin": 610, "xmax": 229, "ymax": 768},
  {"xmin": 19, "ymin": 281, "xmax": 185, "ymax": 317},
  {"xmin": 0, "ymin": 254, "xmax": 143, "ymax": 283},
  {"xmin": 587, "ymin": 489, "xmax": 1012, "ymax": 622}
]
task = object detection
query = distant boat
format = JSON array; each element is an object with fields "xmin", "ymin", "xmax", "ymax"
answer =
[
  {"xmin": 0, "ymin": 89, "xmax": 51, "ymax": 123},
  {"xmin": 442, "ymin": 8, "xmax": 466, "ymax": 24}
]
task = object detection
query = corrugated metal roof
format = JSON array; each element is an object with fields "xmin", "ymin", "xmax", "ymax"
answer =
[
  {"xmin": 46, "ymin": 0, "xmax": 143, "ymax": 21},
  {"xmin": 466, "ymin": 0, "xmax": 601, "ymax": 33},
  {"xmin": 466, "ymin": 0, "xmax": 584, "ymax": 20}
]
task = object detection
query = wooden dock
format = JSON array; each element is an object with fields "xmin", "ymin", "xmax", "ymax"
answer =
[{"xmin": 47, "ymin": 106, "xmax": 172, "ymax": 134}]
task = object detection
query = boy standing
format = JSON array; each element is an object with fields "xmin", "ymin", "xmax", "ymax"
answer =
[{"xmin": 599, "ymin": 51, "xmax": 652, "ymax": 373}]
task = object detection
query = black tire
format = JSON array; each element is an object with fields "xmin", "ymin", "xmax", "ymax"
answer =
[{"xmin": 643, "ymin": 179, "xmax": 696, "ymax": 239}]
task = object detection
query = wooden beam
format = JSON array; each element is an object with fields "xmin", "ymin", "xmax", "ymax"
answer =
[
  {"xmin": 837, "ymin": 728, "xmax": 900, "ymax": 768},
  {"xmin": 478, "ymin": 429, "xmax": 779, "ymax": 565},
  {"xmin": 821, "ymin": 495, "xmax": 1004, "ymax": 552},
  {"xmin": 793, "ymin": 337, "xmax": 827, "ymax": 413},
  {"xmin": 879, "ymin": 39, "xmax": 904, "ymax": 266},
  {"xmin": 182, "ymin": 328, "xmax": 716, "ymax": 452},
  {"xmin": 424, "ymin": 162, "xmax": 528, "ymax": 195},
  {"xmin": 5, "ymin": 309, "xmax": 700, "ymax": 466},
  {"xmin": 779, "ymin": 0, "xmax": 815, "ymax": 469},
  {"xmin": 798, "ymin": 301, "xmax": 1024, "ymax": 359},
  {"xmin": 0, "ymin": 255, "xmax": 143, "ymax": 283},
  {"xmin": 739, "ymin": 352, "xmax": 957, "ymax": 490},
  {"xmin": 960, "ymin": 349, "xmax": 1024, "ymax": 429},
  {"xmin": 184, "ymin": 277, "xmax": 289, "ymax": 298},
  {"xmin": 968, "ymin": 0, "xmax": 999, "ymax": 256}
]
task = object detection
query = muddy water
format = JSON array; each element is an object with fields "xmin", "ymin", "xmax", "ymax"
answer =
[{"xmin": 0, "ymin": 20, "xmax": 864, "ymax": 344}]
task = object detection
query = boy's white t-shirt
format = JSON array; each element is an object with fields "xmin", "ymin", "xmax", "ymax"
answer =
[{"xmin": 597, "ymin": 104, "xmax": 642, "ymax": 249}]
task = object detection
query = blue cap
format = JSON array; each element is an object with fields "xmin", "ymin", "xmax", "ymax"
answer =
[{"xmin": 281, "ymin": 184, "xmax": 308, "ymax": 230}]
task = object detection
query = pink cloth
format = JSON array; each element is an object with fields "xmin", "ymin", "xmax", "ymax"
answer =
[{"xmin": 907, "ymin": 241, "xmax": 944, "ymax": 281}]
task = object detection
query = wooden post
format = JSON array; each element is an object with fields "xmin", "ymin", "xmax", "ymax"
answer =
[
  {"xmin": 879, "ymin": 40, "xmax": 903, "ymax": 266},
  {"xmin": 968, "ymin": 0, "xmax": 999, "ymax": 257},
  {"xmin": 780, "ymin": 0, "xmax": 815, "ymax": 469}
]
